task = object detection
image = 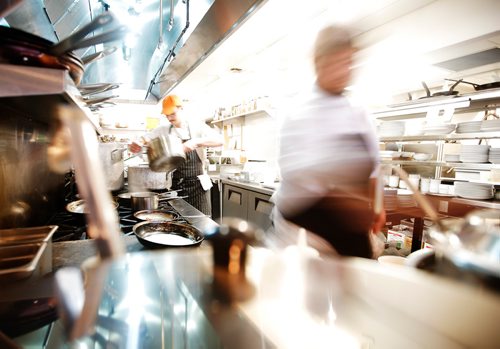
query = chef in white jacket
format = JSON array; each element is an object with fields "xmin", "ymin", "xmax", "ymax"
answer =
[{"xmin": 274, "ymin": 25, "xmax": 385, "ymax": 258}]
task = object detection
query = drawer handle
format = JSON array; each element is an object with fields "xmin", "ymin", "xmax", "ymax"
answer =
[
  {"xmin": 255, "ymin": 198, "xmax": 273, "ymax": 215},
  {"xmin": 228, "ymin": 190, "xmax": 242, "ymax": 205}
]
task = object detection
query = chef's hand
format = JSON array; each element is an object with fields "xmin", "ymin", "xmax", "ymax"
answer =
[
  {"xmin": 129, "ymin": 141, "xmax": 143, "ymax": 153},
  {"xmin": 182, "ymin": 139, "xmax": 198, "ymax": 152},
  {"xmin": 371, "ymin": 209, "xmax": 386, "ymax": 234}
]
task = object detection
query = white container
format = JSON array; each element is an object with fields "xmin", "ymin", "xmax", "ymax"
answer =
[
  {"xmin": 389, "ymin": 175, "xmax": 400, "ymax": 188},
  {"xmin": 430, "ymin": 179, "xmax": 441, "ymax": 193},
  {"xmin": 420, "ymin": 178, "xmax": 430, "ymax": 193}
]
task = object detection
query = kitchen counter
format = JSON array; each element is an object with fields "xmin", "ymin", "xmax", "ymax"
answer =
[
  {"xmin": 1, "ymin": 198, "xmax": 218, "ymax": 302},
  {"xmin": 218, "ymin": 177, "xmax": 278, "ymax": 196}
]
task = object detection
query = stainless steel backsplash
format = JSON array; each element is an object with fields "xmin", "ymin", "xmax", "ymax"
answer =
[{"xmin": 0, "ymin": 100, "xmax": 65, "ymax": 228}]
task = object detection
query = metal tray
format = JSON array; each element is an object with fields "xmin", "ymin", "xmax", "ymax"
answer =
[
  {"xmin": 0, "ymin": 225, "xmax": 58, "ymax": 246},
  {"xmin": 0, "ymin": 225, "xmax": 58, "ymax": 280}
]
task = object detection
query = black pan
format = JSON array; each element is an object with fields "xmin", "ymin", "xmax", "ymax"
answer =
[
  {"xmin": 446, "ymin": 78, "xmax": 500, "ymax": 91},
  {"xmin": 420, "ymin": 79, "xmax": 462, "ymax": 98},
  {"xmin": 133, "ymin": 221, "xmax": 204, "ymax": 248}
]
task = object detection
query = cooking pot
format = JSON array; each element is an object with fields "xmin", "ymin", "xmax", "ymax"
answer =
[
  {"xmin": 129, "ymin": 192, "xmax": 187, "ymax": 211},
  {"xmin": 0, "ymin": 13, "xmax": 126, "ymax": 85},
  {"xmin": 132, "ymin": 221, "xmax": 204, "ymax": 248},
  {"xmin": 98, "ymin": 143, "xmax": 125, "ymax": 191},
  {"xmin": 147, "ymin": 134, "xmax": 186, "ymax": 172},
  {"xmin": 127, "ymin": 164, "xmax": 168, "ymax": 190}
]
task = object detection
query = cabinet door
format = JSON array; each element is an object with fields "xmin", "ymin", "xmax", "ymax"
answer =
[
  {"xmin": 247, "ymin": 191, "xmax": 274, "ymax": 231},
  {"xmin": 222, "ymin": 184, "xmax": 248, "ymax": 220}
]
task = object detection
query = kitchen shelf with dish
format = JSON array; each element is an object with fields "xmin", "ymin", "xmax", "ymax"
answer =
[
  {"xmin": 372, "ymin": 87, "xmax": 500, "ymax": 121},
  {"xmin": 376, "ymin": 87, "xmax": 500, "ymax": 213},
  {"xmin": 210, "ymin": 109, "xmax": 272, "ymax": 125}
]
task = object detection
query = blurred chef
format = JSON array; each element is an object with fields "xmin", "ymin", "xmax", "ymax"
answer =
[
  {"xmin": 274, "ymin": 25, "xmax": 385, "ymax": 258},
  {"xmin": 130, "ymin": 95, "xmax": 223, "ymax": 215}
]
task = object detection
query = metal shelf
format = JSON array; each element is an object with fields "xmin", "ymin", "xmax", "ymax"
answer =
[
  {"xmin": 372, "ymin": 88, "xmax": 500, "ymax": 120},
  {"xmin": 210, "ymin": 109, "xmax": 271, "ymax": 124},
  {"xmin": 0, "ymin": 64, "xmax": 100, "ymax": 130},
  {"xmin": 382, "ymin": 160, "xmax": 496, "ymax": 170},
  {"xmin": 380, "ymin": 131, "xmax": 500, "ymax": 142}
]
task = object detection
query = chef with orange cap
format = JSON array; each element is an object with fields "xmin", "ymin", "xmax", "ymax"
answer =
[{"xmin": 130, "ymin": 95, "xmax": 223, "ymax": 215}]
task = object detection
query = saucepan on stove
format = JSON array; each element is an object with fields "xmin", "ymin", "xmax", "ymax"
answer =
[
  {"xmin": 0, "ymin": 12, "xmax": 127, "ymax": 85},
  {"xmin": 130, "ymin": 192, "xmax": 188, "ymax": 211},
  {"xmin": 116, "ymin": 190, "xmax": 184, "ymax": 209},
  {"xmin": 132, "ymin": 221, "xmax": 204, "ymax": 248}
]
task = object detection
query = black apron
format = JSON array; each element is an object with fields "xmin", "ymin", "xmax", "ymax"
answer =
[
  {"xmin": 282, "ymin": 133, "xmax": 375, "ymax": 258},
  {"xmin": 169, "ymin": 125, "xmax": 211, "ymax": 215}
]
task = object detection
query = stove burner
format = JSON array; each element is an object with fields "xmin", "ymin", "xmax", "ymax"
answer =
[{"xmin": 51, "ymin": 179, "xmax": 183, "ymax": 241}]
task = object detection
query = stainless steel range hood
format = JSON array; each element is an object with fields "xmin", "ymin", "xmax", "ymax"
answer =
[
  {"xmin": 150, "ymin": 0, "xmax": 267, "ymax": 100},
  {"xmin": 3, "ymin": 0, "xmax": 266, "ymax": 103}
]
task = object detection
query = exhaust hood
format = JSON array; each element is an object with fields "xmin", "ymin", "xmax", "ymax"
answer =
[{"xmin": 3, "ymin": 0, "xmax": 264, "ymax": 103}]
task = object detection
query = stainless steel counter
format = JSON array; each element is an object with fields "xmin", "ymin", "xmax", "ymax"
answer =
[{"xmin": 219, "ymin": 178, "xmax": 277, "ymax": 196}]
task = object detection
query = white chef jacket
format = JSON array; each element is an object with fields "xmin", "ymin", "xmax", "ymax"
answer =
[{"xmin": 275, "ymin": 83, "xmax": 380, "ymax": 217}]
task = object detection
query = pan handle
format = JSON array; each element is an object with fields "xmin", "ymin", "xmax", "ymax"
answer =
[
  {"xmin": 66, "ymin": 26, "xmax": 128, "ymax": 53},
  {"xmin": 421, "ymin": 81, "xmax": 431, "ymax": 97},
  {"xmin": 448, "ymin": 78, "xmax": 463, "ymax": 91},
  {"xmin": 446, "ymin": 78, "xmax": 479, "ymax": 88},
  {"xmin": 50, "ymin": 13, "xmax": 117, "ymax": 55}
]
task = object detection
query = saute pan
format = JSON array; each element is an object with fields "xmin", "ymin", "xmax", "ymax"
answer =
[
  {"xmin": 133, "ymin": 209, "xmax": 179, "ymax": 222},
  {"xmin": 420, "ymin": 79, "xmax": 462, "ymax": 98},
  {"xmin": 446, "ymin": 78, "xmax": 500, "ymax": 91},
  {"xmin": 66, "ymin": 199, "xmax": 118, "ymax": 214},
  {"xmin": 132, "ymin": 221, "xmax": 204, "ymax": 248}
]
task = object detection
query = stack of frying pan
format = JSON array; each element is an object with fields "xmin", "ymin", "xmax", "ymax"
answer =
[{"xmin": 0, "ymin": 12, "xmax": 126, "ymax": 89}]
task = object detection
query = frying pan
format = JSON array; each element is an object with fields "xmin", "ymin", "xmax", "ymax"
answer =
[
  {"xmin": 446, "ymin": 78, "xmax": 500, "ymax": 91},
  {"xmin": 420, "ymin": 79, "xmax": 462, "ymax": 98},
  {"xmin": 132, "ymin": 221, "xmax": 204, "ymax": 248},
  {"xmin": 0, "ymin": 13, "xmax": 126, "ymax": 85},
  {"xmin": 66, "ymin": 199, "xmax": 119, "ymax": 214},
  {"xmin": 133, "ymin": 209, "xmax": 179, "ymax": 222}
]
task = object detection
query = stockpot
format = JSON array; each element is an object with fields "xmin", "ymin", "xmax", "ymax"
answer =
[
  {"xmin": 127, "ymin": 164, "xmax": 168, "ymax": 190},
  {"xmin": 98, "ymin": 143, "xmax": 125, "ymax": 191}
]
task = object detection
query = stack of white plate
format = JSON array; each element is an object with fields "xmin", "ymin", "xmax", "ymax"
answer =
[
  {"xmin": 489, "ymin": 148, "xmax": 500, "ymax": 164},
  {"xmin": 454, "ymin": 182, "xmax": 494, "ymax": 200},
  {"xmin": 422, "ymin": 123, "xmax": 456, "ymax": 135},
  {"xmin": 379, "ymin": 121, "xmax": 405, "ymax": 137},
  {"xmin": 481, "ymin": 119, "xmax": 500, "ymax": 132},
  {"xmin": 456, "ymin": 121, "xmax": 482, "ymax": 133},
  {"xmin": 459, "ymin": 144, "xmax": 490, "ymax": 163}
]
